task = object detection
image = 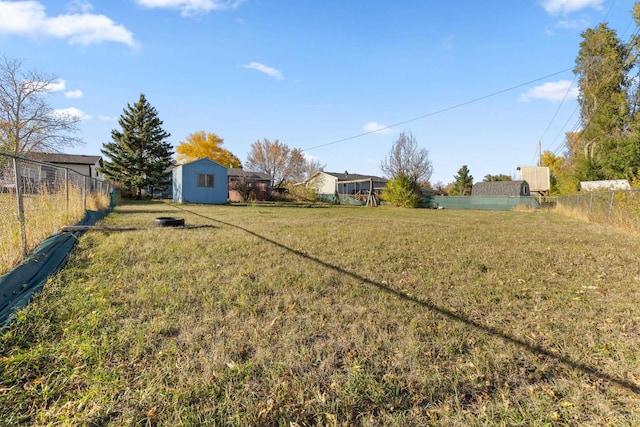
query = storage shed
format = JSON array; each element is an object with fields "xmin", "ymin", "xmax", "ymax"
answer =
[
  {"xmin": 172, "ymin": 158, "xmax": 228, "ymax": 204},
  {"xmin": 471, "ymin": 180, "xmax": 531, "ymax": 197},
  {"xmin": 517, "ymin": 166, "xmax": 550, "ymax": 195}
]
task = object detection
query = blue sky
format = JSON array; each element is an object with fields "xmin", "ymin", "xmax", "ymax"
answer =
[{"xmin": 0, "ymin": 0, "xmax": 636, "ymax": 184}]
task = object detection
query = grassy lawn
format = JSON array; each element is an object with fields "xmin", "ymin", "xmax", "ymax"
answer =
[{"xmin": 1, "ymin": 200, "xmax": 640, "ymax": 426}]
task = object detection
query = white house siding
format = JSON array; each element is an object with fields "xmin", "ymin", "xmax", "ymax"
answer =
[{"xmin": 309, "ymin": 172, "xmax": 338, "ymax": 194}]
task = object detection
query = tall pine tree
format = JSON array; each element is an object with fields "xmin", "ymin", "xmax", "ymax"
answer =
[{"xmin": 101, "ymin": 94, "xmax": 174, "ymax": 198}]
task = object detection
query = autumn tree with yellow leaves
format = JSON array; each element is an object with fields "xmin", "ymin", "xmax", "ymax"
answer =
[{"xmin": 175, "ymin": 131, "xmax": 242, "ymax": 167}]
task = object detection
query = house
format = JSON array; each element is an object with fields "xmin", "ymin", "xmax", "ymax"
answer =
[
  {"xmin": 172, "ymin": 158, "xmax": 228, "ymax": 204},
  {"xmin": 471, "ymin": 180, "xmax": 531, "ymax": 197},
  {"xmin": 227, "ymin": 168, "xmax": 271, "ymax": 201},
  {"xmin": 25, "ymin": 153, "xmax": 103, "ymax": 179},
  {"xmin": 580, "ymin": 180, "xmax": 631, "ymax": 192},
  {"xmin": 306, "ymin": 171, "xmax": 387, "ymax": 197}
]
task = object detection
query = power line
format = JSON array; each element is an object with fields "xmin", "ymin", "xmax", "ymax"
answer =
[
  {"xmin": 538, "ymin": 74, "xmax": 577, "ymax": 146},
  {"xmin": 543, "ymin": 21, "xmax": 640, "ymax": 159},
  {"xmin": 302, "ymin": 67, "xmax": 575, "ymax": 152}
]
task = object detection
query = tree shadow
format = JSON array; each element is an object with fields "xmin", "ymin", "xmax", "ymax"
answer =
[{"xmin": 171, "ymin": 204, "xmax": 640, "ymax": 394}]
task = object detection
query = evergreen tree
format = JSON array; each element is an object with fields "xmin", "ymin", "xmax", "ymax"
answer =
[
  {"xmin": 452, "ymin": 165, "xmax": 473, "ymax": 196},
  {"xmin": 101, "ymin": 94, "xmax": 174, "ymax": 198}
]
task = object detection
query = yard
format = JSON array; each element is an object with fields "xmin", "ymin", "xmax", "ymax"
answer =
[{"xmin": 1, "ymin": 200, "xmax": 639, "ymax": 425}]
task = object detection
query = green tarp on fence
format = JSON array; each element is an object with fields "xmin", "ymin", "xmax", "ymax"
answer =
[
  {"xmin": 0, "ymin": 193, "xmax": 115, "ymax": 330},
  {"xmin": 318, "ymin": 193, "xmax": 541, "ymax": 210},
  {"xmin": 424, "ymin": 196, "xmax": 541, "ymax": 210}
]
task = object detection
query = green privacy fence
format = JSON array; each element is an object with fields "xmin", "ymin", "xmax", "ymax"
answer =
[
  {"xmin": 424, "ymin": 196, "xmax": 541, "ymax": 210},
  {"xmin": 316, "ymin": 192, "xmax": 542, "ymax": 210}
]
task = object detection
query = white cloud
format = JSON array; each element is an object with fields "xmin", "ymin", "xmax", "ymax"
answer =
[
  {"xmin": 554, "ymin": 17, "xmax": 591, "ymax": 30},
  {"xmin": 135, "ymin": 0, "xmax": 245, "ymax": 17},
  {"xmin": 519, "ymin": 80, "xmax": 579, "ymax": 102},
  {"xmin": 362, "ymin": 122, "xmax": 392, "ymax": 134},
  {"xmin": 242, "ymin": 62, "xmax": 283, "ymax": 80},
  {"xmin": 46, "ymin": 79, "xmax": 66, "ymax": 92},
  {"xmin": 98, "ymin": 114, "xmax": 117, "ymax": 121},
  {"xmin": 67, "ymin": 0, "xmax": 93, "ymax": 13},
  {"xmin": 65, "ymin": 89, "xmax": 83, "ymax": 98},
  {"xmin": 541, "ymin": 0, "xmax": 604, "ymax": 15},
  {"xmin": 0, "ymin": 1, "xmax": 137, "ymax": 47},
  {"xmin": 53, "ymin": 107, "xmax": 91, "ymax": 121}
]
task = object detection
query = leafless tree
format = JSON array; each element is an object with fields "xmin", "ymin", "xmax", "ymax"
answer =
[
  {"xmin": 0, "ymin": 56, "xmax": 82, "ymax": 155},
  {"xmin": 246, "ymin": 139, "xmax": 322, "ymax": 187},
  {"xmin": 380, "ymin": 131, "xmax": 433, "ymax": 185}
]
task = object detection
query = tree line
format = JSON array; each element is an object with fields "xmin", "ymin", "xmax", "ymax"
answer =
[
  {"xmin": 542, "ymin": 3, "xmax": 640, "ymax": 195},
  {"xmin": 4, "ymin": 3, "xmax": 638, "ymax": 201}
]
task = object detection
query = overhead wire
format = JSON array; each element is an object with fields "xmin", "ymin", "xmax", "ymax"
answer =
[
  {"xmin": 302, "ymin": 67, "xmax": 574, "ymax": 152},
  {"xmin": 545, "ymin": 21, "xmax": 640, "ymax": 158}
]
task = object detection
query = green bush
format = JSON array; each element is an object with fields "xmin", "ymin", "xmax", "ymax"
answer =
[{"xmin": 381, "ymin": 174, "xmax": 419, "ymax": 207}]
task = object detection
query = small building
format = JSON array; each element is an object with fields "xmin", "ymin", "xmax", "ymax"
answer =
[
  {"xmin": 471, "ymin": 180, "xmax": 531, "ymax": 197},
  {"xmin": 580, "ymin": 180, "xmax": 631, "ymax": 192},
  {"xmin": 227, "ymin": 168, "xmax": 271, "ymax": 201},
  {"xmin": 517, "ymin": 166, "xmax": 550, "ymax": 196},
  {"xmin": 172, "ymin": 158, "xmax": 228, "ymax": 204}
]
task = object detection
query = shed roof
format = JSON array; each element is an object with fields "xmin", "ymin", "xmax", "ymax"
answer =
[{"xmin": 471, "ymin": 180, "xmax": 529, "ymax": 196}]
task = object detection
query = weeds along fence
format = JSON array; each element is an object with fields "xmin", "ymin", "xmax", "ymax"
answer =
[
  {"xmin": 557, "ymin": 189, "xmax": 640, "ymax": 232},
  {"xmin": 0, "ymin": 152, "xmax": 114, "ymax": 274}
]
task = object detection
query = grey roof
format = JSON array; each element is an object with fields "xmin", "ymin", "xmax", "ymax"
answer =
[
  {"xmin": 323, "ymin": 171, "xmax": 387, "ymax": 182},
  {"xmin": 471, "ymin": 180, "xmax": 529, "ymax": 196},
  {"xmin": 26, "ymin": 152, "xmax": 103, "ymax": 166},
  {"xmin": 227, "ymin": 168, "xmax": 271, "ymax": 181}
]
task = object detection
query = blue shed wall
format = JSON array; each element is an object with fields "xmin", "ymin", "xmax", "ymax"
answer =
[{"xmin": 172, "ymin": 159, "xmax": 228, "ymax": 204}]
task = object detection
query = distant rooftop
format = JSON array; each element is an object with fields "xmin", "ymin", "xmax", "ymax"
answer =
[{"xmin": 25, "ymin": 153, "xmax": 102, "ymax": 166}]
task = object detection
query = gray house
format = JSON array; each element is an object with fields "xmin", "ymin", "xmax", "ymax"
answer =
[
  {"xmin": 471, "ymin": 180, "xmax": 530, "ymax": 197},
  {"xmin": 172, "ymin": 158, "xmax": 228, "ymax": 204}
]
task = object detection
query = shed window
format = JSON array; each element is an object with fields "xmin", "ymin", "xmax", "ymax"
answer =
[{"xmin": 197, "ymin": 173, "xmax": 214, "ymax": 187}]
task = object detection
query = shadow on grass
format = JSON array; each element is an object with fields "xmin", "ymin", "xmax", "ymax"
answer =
[{"xmin": 170, "ymin": 204, "xmax": 640, "ymax": 395}]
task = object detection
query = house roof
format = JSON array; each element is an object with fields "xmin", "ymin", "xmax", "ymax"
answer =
[
  {"xmin": 178, "ymin": 157, "xmax": 227, "ymax": 168},
  {"xmin": 227, "ymin": 168, "xmax": 271, "ymax": 180},
  {"xmin": 25, "ymin": 152, "xmax": 103, "ymax": 166},
  {"xmin": 320, "ymin": 171, "xmax": 387, "ymax": 182},
  {"xmin": 471, "ymin": 180, "xmax": 529, "ymax": 196}
]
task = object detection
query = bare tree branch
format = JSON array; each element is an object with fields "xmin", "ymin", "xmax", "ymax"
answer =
[
  {"xmin": 0, "ymin": 55, "xmax": 82, "ymax": 155},
  {"xmin": 380, "ymin": 131, "xmax": 433, "ymax": 185}
]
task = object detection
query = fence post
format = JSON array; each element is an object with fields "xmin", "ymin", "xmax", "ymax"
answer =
[
  {"xmin": 608, "ymin": 191, "xmax": 615, "ymax": 216},
  {"xmin": 64, "ymin": 168, "xmax": 69, "ymax": 216},
  {"xmin": 83, "ymin": 175, "xmax": 87, "ymax": 210},
  {"xmin": 13, "ymin": 158, "xmax": 28, "ymax": 256}
]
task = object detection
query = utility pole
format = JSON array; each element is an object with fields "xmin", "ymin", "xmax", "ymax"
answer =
[{"xmin": 538, "ymin": 141, "xmax": 542, "ymax": 166}]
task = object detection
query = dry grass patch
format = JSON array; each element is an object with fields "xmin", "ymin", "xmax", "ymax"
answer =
[
  {"xmin": 0, "ymin": 187, "xmax": 111, "ymax": 274},
  {"xmin": 1, "ymin": 201, "xmax": 639, "ymax": 425}
]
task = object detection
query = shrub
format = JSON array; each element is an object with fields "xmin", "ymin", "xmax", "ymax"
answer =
[{"xmin": 381, "ymin": 174, "xmax": 419, "ymax": 208}]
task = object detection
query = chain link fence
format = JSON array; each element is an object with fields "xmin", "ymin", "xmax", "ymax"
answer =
[
  {"xmin": 557, "ymin": 189, "xmax": 640, "ymax": 232},
  {"xmin": 1, "ymin": 152, "xmax": 114, "ymax": 274}
]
